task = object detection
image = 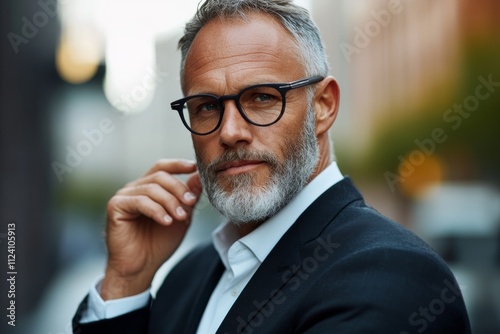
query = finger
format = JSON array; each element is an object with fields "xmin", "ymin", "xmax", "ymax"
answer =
[
  {"xmin": 108, "ymin": 194, "xmax": 174, "ymax": 226},
  {"xmin": 120, "ymin": 171, "xmax": 199, "ymax": 206},
  {"xmin": 145, "ymin": 159, "xmax": 197, "ymax": 176},
  {"xmin": 186, "ymin": 172, "xmax": 203, "ymax": 199},
  {"xmin": 116, "ymin": 184, "xmax": 192, "ymax": 222}
]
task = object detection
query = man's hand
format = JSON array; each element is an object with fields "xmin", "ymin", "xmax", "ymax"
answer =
[{"xmin": 100, "ymin": 159, "xmax": 203, "ymax": 300}]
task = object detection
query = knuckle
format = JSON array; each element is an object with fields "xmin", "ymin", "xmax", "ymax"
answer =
[
  {"xmin": 162, "ymin": 194, "xmax": 178, "ymax": 209},
  {"xmin": 107, "ymin": 195, "xmax": 122, "ymax": 209},
  {"xmin": 106, "ymin": 196, "xmax": 127, "ymax": 221},
  {"xmin": 152, "ymin": 170, "xmax": 170, "ymax": 183},
  {"xmin": 143, "ymin": 183, "xmax": 162, "ymax": 194},
  {"xmin": 116, "ymin": 186, "xmax": 132, "ymax": 195},
  {"xmin": 135, "ymin": 195, "xmax": 150, "ymax": 206}
]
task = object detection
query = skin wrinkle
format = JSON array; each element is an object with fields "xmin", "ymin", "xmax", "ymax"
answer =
[
  {"xmin": 189, "ymin": 55, "xmax": 281, "ymax": 75},
  {"xmin": 184, "ymin": 15, "xmax": 299, "ymax": 95},
  {"xmin": 185, "ymin": 54, "xmax": 297, "ymax": 95},
  {"xmin": 187, "ymin": 64, "xmax": 298, "ymax": 96},
  {"xmin": 188, "ymin": 69, "xmax": 293, "ymax": 96}
]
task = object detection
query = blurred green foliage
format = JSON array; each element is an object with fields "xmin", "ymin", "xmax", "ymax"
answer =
[{"xmin": 53, "ymin": 178, "xmax": 122, "ymax": 217}]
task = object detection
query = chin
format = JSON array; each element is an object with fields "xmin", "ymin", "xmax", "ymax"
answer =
[{"xmin": 217, "ymin": 169, "xmax": 270, "ymax": 193}]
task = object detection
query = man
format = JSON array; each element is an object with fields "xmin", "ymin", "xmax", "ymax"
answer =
[{"xmin": 73, "ymin": 0, "xmax": 471, "ymax": 333}]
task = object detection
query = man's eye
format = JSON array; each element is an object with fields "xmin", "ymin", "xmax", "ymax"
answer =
[
  {"xmin": 193, "ymin": 101, "xmax": 221, "ymax": 114},
  {"xmin": 199, "ymin": 102, "xmax": 219, "ymax": 111},
  {"xmin": 254, "ymin": 94, "xmax": 273, "ymax": 102},
  {"xmin": 187, "ymin": 98, "xmax": 220, "ymax": 115}
]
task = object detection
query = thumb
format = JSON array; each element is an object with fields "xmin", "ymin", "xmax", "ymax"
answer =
[{"xmin": 187, "ymin": 172, "xmax": 203, "ymax": 199}]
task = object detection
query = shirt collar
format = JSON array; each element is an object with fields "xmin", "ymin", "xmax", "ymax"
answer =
[{"xmin": 212, "ymin": 162, "xmax": 343, "ymax": 269}]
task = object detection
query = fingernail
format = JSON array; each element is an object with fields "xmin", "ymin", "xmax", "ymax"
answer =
[
  {"xmin": 164, "ymin": 215, "xmax": 173, "ymax": 224},
  {"xmin": 176, "ymin": 207, "xmax": 186, "ymax": 218},
  {"xmin": 184, "ymin": 192, "xmax": 196, "ymax": 202}
]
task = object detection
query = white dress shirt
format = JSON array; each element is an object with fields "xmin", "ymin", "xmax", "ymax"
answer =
[{"xmin": 80, "ymin": 162, "xmax": 343, "ymax": 334}]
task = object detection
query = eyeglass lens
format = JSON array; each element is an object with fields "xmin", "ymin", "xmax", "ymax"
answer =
[{"xmin": 182, "ymin": 85, "xmax": 284, "ymax": 134}]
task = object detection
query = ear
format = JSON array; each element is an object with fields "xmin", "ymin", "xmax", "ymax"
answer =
[{"xmin": 313, "ymin": 76, "xmax": 340, "ymax": 137}]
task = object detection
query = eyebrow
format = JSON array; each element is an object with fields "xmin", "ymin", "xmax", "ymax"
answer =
[{"xmin": 186, "ymin": 77, "xmax": 288, "ymax": 96}]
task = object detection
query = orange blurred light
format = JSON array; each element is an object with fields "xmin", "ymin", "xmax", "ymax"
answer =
[
  {"xmin": 55, "ymin": 28, "xmax": 100, "ymax": 84},
  {"xmin": 398, "ymin": 152, "xmax": 445, "ymax": 198}
]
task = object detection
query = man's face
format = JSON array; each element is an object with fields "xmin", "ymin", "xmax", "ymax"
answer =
[{"xmin": 183, "ymin": 13, "xmax": 319, "ymax": 223}]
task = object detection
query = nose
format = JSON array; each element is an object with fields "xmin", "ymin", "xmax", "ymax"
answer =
[{"xmin": 218, "ymin": 100, "xmax": 253, "ymax": 148}]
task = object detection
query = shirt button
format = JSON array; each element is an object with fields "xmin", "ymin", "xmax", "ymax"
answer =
[{"xmin": 231, "ymin": 289, "xmax": 238, "ymax": 297}]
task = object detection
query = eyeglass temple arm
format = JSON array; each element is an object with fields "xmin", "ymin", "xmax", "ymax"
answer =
[
  {"xmin": 171, "ymin": 102, "xmax": 182, "ymax": 109},
  {"xmin": 282, "ymin": 76, "xmax": 324, "ymax": 89}
]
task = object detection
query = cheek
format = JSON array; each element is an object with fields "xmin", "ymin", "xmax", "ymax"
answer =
[
  {"xmin": 254, "ymin": 127, "xmax": 292, "ymax": 162},
  {"xmin": 193, "ymin": 137, "xmax": 217, "ymax": 164},
  {"xmin": 274, "ymin": 110, "xmax": 308, "ymax": 145},
  {"xmin": 193, "ymin": 144, "xmax": 206, "ymax": 163}
]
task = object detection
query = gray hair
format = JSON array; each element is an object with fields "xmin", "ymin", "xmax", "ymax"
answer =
[{"xmin": 178, "ymin": 0, "xmax": 330, "ymax": 83}]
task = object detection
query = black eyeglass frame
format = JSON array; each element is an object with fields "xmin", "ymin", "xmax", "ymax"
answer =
[{"xmin": 170, "ymin": 75, "xmax": 325, "ymax": 135}]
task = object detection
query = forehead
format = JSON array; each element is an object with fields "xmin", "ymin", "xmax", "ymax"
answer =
[{"xmin": 183, "ymin": 12, "xmax": 305, "ymax": 94}]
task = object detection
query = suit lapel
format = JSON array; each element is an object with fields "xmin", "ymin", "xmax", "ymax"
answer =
[
  {"xmin": 184, "ymin": 254, "xmax": 225, "ymax": 334},
  {"xmin": 152, "ymin": 244, "xmax": 226, "ymax": 334},
  {"xmin": 216, "ymin": 226, "xmax": 302, "ymax": 334},
  {"xmin": 216, "ymin": 177, "xmax": 363, "ymax": 333}
]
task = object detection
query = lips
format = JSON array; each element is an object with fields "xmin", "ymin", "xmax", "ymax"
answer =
[{"xmin": 217, "ymin": 160, "xmax": 264, "ymax": 175}]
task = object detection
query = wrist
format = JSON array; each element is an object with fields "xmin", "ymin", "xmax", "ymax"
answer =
[{"xmin": 100, "ymin": 268, "xmax": 153, "ymax": 301}]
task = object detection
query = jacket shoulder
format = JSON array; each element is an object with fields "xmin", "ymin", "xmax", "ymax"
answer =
[{"xmin": 294, "ymin": 190, "xmax": 471, "ymax": 333}]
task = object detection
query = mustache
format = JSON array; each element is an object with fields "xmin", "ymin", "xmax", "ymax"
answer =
[{"xmin": 204, "ymin": 148, "xmax": 280, "ymax": 175}]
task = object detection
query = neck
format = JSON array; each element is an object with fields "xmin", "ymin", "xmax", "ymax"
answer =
[
  {"xmin": 234, "ymin": 219, "xmax": 265, "ymax": 238},
  {"xmin": 308, "ymin": 135, "xmax": 332, "ymax": 183}
]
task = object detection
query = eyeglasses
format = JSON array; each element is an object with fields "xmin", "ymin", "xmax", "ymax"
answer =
[{"xmin": 170, "ymin": 76, "xmax": 324, "ymax": 135}]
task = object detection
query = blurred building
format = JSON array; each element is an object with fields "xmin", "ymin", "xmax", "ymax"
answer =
[{"xmin": 313, "ymin": 0, "xmax": 461, "ymax": 153}]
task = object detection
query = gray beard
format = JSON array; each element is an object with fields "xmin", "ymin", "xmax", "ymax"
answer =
[{"xmin": 196, "ymin": 106, "xmax": 319, "ymax": 225}]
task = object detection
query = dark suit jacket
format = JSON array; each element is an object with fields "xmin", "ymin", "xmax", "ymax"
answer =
[{"xmin": 73, "ymin": 177, "xmax": 471, "ymax": 333}]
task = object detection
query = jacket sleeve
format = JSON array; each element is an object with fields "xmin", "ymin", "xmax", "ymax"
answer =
[{"xmin": 72, "ymin": 295, "xmax": 151, "ymax": 334}]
